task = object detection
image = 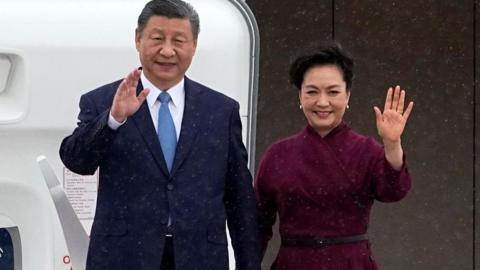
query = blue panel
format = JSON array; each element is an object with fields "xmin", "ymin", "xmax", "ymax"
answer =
[{"xmin": 0, "ymin": 228, "xmax": 14, "ymax": 270}]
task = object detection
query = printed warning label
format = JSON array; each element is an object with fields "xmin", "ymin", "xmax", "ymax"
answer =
[{"xmin": 63, "ymin": 168, "xmax": 98, "ymax": 221}]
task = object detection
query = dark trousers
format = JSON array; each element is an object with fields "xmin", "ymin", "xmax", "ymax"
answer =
[{"xmin": 161, "ymin": 237, "xmax": 175, "ymax": 270}]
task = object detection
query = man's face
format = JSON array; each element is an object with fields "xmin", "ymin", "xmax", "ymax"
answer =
[{"xmin": 135, "ymin": 16, "xmax": 197, "ymax": 89}]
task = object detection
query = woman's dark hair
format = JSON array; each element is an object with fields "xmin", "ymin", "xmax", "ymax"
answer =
[
  {"xmin": 137, "ymin": 0, "xmax": 200, "ymax": 40},
  {"xmin": 289, "ymin": 42, "xmax": 354, "ymax": 91}
]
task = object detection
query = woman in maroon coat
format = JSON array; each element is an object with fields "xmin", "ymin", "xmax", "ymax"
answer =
[{"xmin": 255, "ymin": 43, "xmax": 414, "ymax": 270}]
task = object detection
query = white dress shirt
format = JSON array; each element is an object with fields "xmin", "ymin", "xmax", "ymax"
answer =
[{"xmin": 108, "ymin": 72, "xmax": 185, "ymax": 139}]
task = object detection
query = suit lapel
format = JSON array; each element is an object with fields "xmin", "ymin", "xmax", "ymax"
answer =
[
  {"xmin": 170, "ymin": 78, "xmax": 202, "ymax": 176},
  {"xmin": 131, "ymin": 80, "xmax": 170, "ymax": 177}
]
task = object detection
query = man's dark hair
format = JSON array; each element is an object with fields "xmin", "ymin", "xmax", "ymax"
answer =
[
  {"xmin": 137, "ymin": 0, "xmax": 200, "ymax": 39},
  {"xmin": 289, "ymin": 42, "xmax": 354, "ymax": 91}
]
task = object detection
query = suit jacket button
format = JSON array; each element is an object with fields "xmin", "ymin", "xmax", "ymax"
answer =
[{"xmin": 167, "ymin": 183, "xmax": 174, "ymax": 191}]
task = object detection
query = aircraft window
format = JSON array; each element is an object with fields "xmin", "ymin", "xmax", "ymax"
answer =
[
  {"xmin": 0, "ymin": 228, "xmax": 14, "ymax": 270},
  {"xmin": 0, "ymin": 55, "xmax": 11, "ymax": 94}
]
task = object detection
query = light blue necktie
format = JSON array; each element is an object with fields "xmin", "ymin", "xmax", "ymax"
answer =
[{"xmin": 157, "ymin": 92, "xmax": 177, "ymax": 172}]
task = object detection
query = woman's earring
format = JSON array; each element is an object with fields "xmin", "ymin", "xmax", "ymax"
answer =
[
  {"xmin": 299, "ymin": 104, "xmax": 303, "ymax": 110},
  {"xmin": 346, "ymin": 104, "xmax": 350, "ymax": 109}
]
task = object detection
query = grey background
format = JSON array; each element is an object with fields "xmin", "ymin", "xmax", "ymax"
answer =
[{"xmin": 248, "ymin": 1, "xmax": 478, "ymax": 269}]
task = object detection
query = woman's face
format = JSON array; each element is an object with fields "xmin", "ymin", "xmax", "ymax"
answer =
[{"xmin": 299, "ymin": 65, "xmax": 350, "ymax": 137}]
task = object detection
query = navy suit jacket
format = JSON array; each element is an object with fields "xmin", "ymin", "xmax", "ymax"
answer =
[{"xmin": 60, "ymin": 77, "xmax": 260, "ymax": 270}]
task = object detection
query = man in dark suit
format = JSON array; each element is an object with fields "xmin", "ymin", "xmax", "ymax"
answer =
[{"xmin": 59, "ymin": 0, "xmax": 260, "ymax": 269}]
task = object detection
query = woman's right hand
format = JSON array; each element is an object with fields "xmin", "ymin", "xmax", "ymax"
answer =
[
  {"xmin": 373, "ymin": 85, "xmax": 414, "ymax": 144},
  {"xmin": 373, "ymin": 85, "xmax": 414, "ymax": 170}
]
